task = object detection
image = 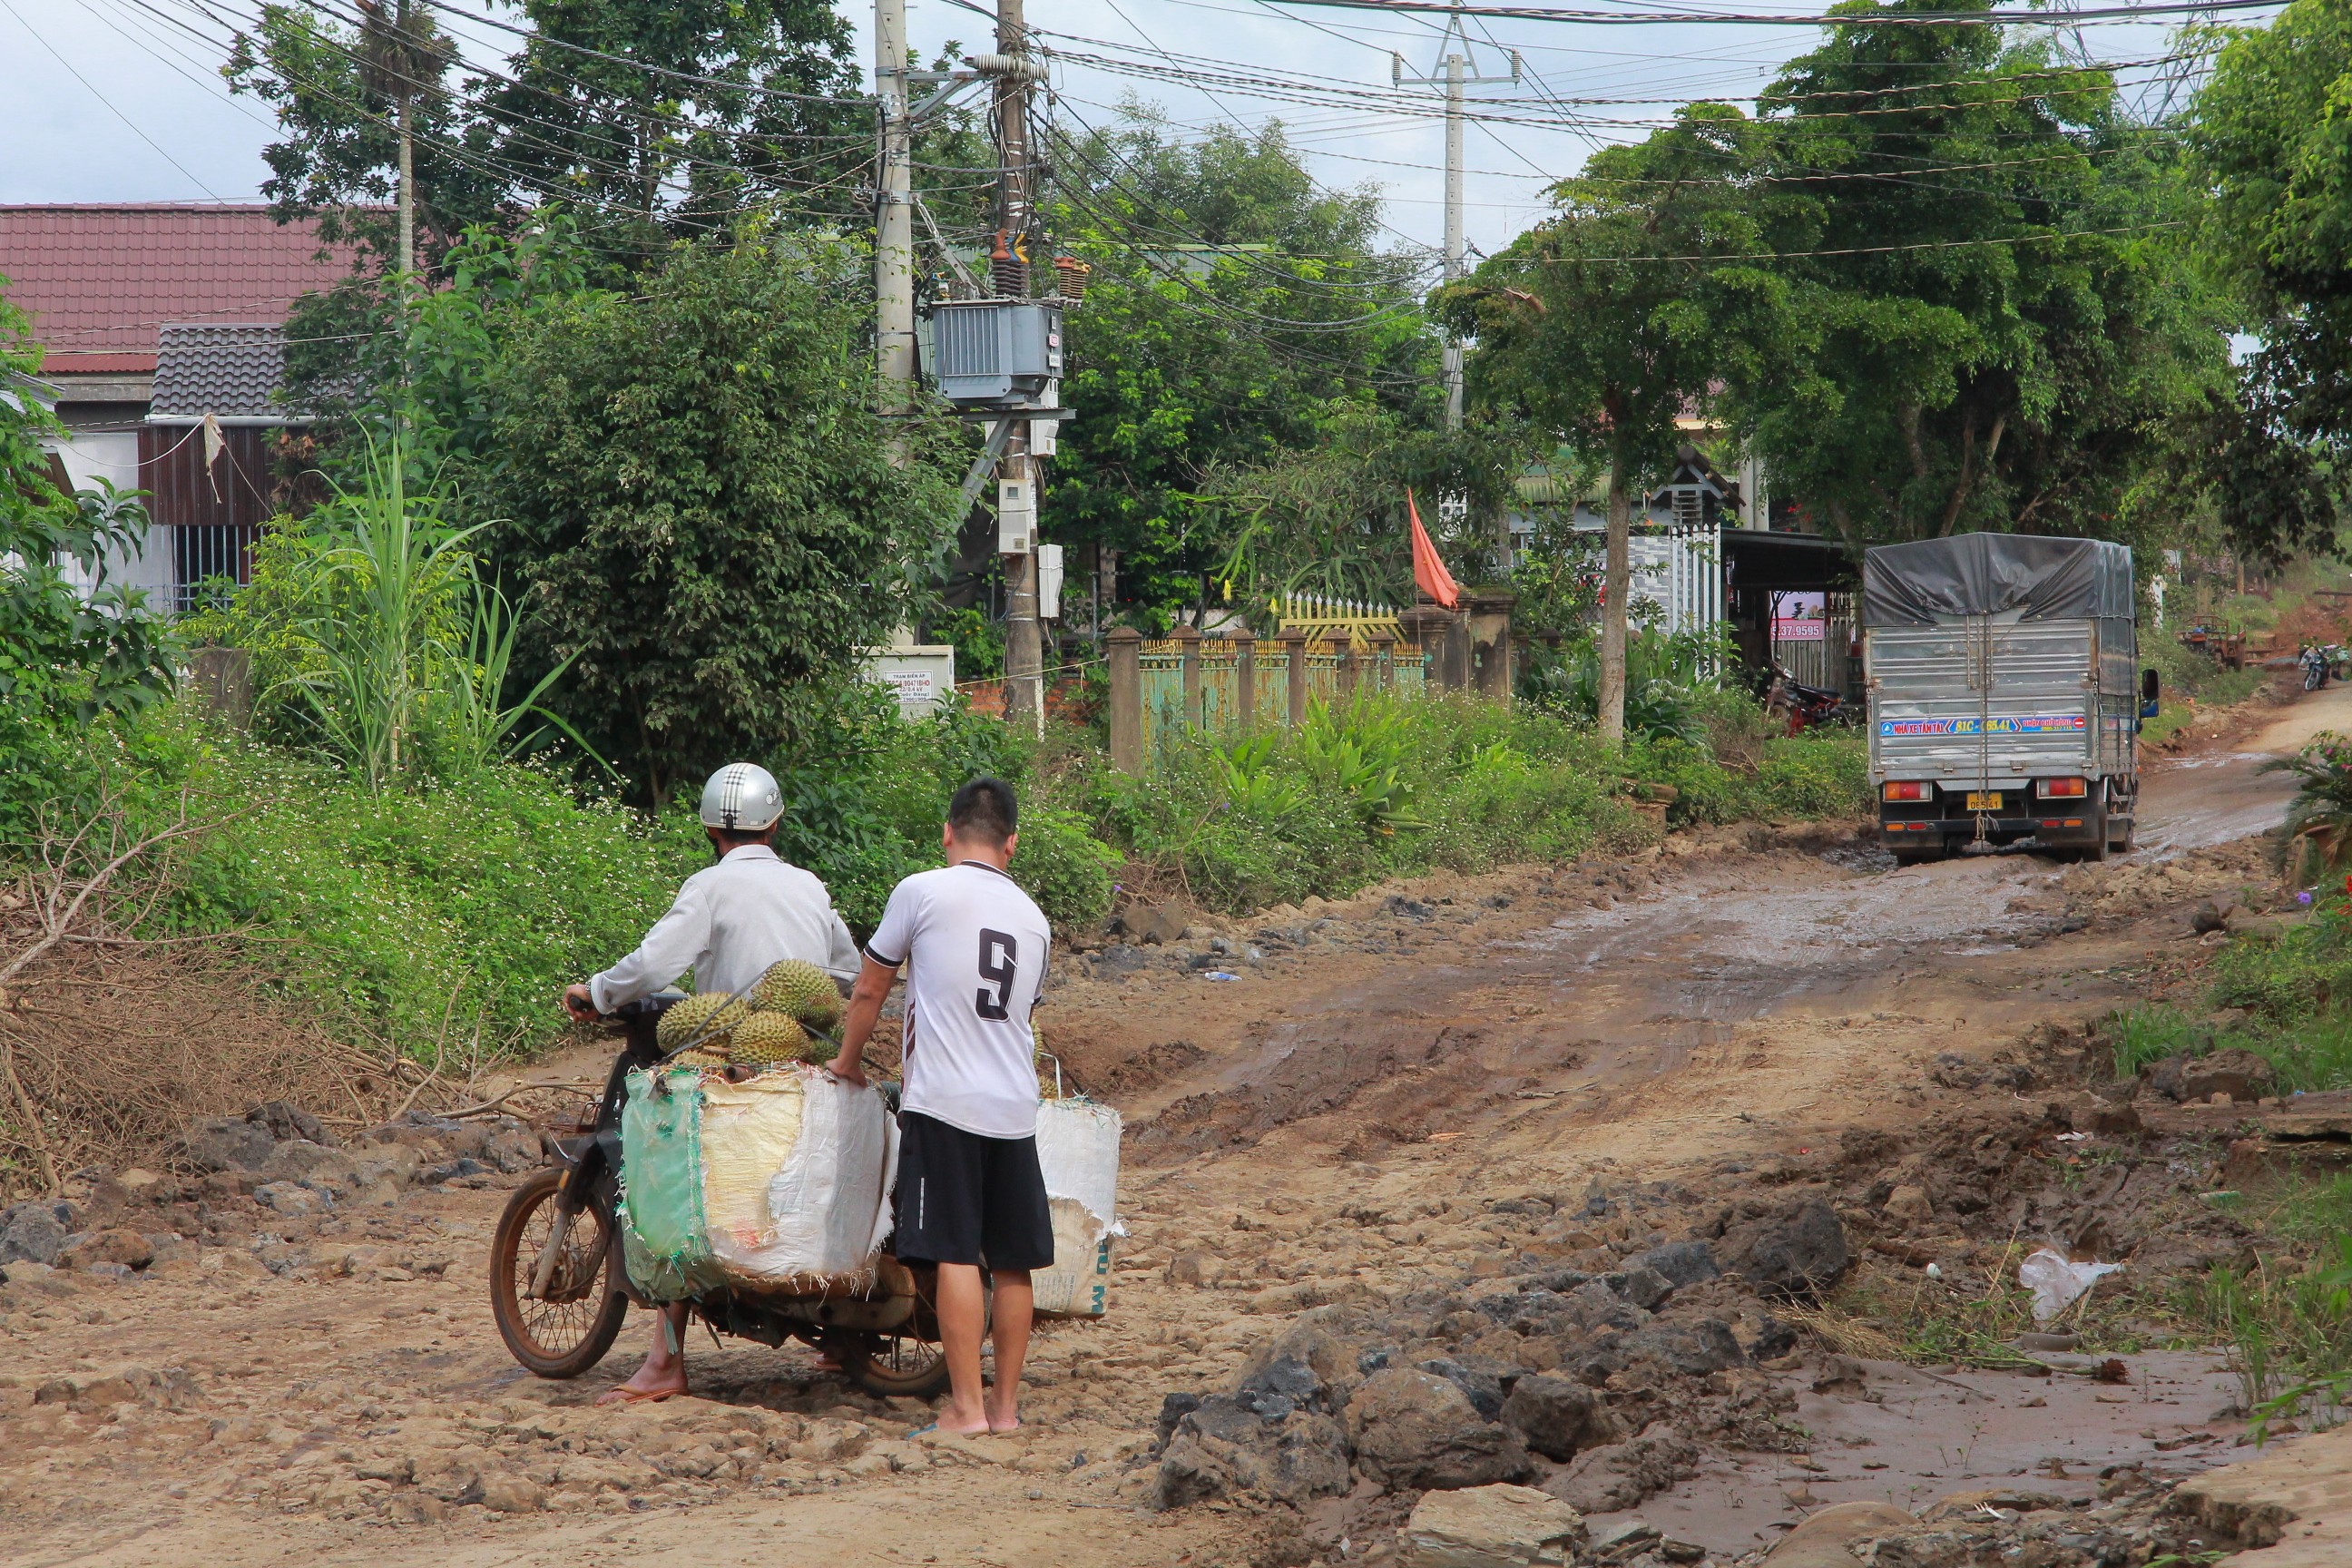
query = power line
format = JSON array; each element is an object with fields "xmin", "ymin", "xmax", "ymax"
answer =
[
  {"xmin": 1255, "ymin": 0, "xmax": 2282, "ymax": 27},
  {"xmin": 1, "ymin": 0, "xmax": 231, "ymax": 201},
  {"xmin": 1518, "ymin": 214, "xmax": 2181, "ymax": 264}
]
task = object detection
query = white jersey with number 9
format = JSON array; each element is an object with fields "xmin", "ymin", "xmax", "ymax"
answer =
[{"xmin": 865, "ymin": 860, "xmax": 1052, "ymax": 1140}]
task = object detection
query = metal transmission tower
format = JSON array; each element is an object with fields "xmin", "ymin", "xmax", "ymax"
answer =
[
  {"xmin": 1395, "ymin": 17, "xmax": 1520, "ymax": 431},
  {"xmin": 2145, "ymin": 6, "xmax": 2221, "ymax": 122}
]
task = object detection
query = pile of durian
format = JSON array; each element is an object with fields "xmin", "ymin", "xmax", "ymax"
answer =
[{"xmin": 657, "ymin": 959, "xmax": 844, "ymax": 1071}]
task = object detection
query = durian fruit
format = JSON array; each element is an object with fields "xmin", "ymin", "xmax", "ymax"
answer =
[
  {"xmin": 754, "ymin": 959, "xmax": 843, "ymax": 1031},
  {"xmin": 657, "ymin": 990, "xmax": 748, "ymax": 1054},
  {"xmin": 729, "ymin": 1010, "xmax": 809, "ymax": 1065}
]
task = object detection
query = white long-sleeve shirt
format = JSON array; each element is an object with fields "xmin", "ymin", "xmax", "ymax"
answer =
[{"xmin": 588, "ymin": 845, "xmax": 861, "ymax": 1013}]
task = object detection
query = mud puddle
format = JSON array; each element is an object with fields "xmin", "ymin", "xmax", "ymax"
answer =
[{"xmin": 1600, "ymin": 1352, "xmax": 2245, "ymax": 1557}]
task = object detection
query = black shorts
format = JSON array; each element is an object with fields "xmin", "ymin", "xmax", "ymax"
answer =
[{"xmin": 893, "ymin": 1112, "xmax": 1054, "ymax": 1272}]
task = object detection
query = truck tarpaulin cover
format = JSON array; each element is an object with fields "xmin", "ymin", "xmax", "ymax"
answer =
[{"xmin": 1863, "ymin": 533, "xmax": 2134, "ymax": 626}]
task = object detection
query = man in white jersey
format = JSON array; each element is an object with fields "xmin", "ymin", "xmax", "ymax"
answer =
[
  {"xmin": 832, "ymin": 777, "xmax": 1052, "ymax": 1436},
  {"xmin": 563, "ymin": 762, "xmax": 860, "ymax": 1406}
]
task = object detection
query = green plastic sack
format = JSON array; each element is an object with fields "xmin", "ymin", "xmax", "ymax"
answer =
[{"xmin": 616, "ymin": 1066, "xmax": 723, "ymax": 1301}]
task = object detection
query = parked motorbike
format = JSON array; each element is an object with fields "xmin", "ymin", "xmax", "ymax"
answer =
[
  {"xmin": 2303, "ymin": 645, "xmax": 2331, "ymax": 691},
  {"xmin": 1766, "ymin": 666, "xmax": 1845, "ymax": 735}
]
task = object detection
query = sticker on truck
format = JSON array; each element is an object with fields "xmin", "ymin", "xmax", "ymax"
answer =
[{"xmin": 1877, "ymin": 715, "xmax": 2089, "ymax": 738}]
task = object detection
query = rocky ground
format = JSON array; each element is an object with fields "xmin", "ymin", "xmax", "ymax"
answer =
[{"xmin": 4, "ymin": 696, "xmax": 2348, "ymax": 1568}]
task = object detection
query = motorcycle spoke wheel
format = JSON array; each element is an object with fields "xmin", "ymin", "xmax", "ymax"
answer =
[
  {"xmin": 843, "ymin": 1331, "xmax": 952, "ymax": 1399},
  {"xmin": 490, "ymin": 1167, "xmax": 630, "ymax": 1378}
]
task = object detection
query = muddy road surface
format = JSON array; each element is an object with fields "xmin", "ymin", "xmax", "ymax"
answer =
[{"xmin": 1, "ymin": 696, "xmax": 2330, "ymax": 1568}]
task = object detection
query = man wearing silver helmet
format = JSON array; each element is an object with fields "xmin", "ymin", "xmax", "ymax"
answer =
[{"xmin": 562, "ymin": 761, "xmax": 860, "ymax": 1404}]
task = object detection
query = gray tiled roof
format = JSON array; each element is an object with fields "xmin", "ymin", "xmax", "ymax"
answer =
[{"xmin": 148, "ymin": 322, "xmax": 303, "ymax": 420}]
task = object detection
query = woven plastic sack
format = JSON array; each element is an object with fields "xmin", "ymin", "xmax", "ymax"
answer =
[
  {"xmin": 619, "ymin": 1064, "xmax": 897, "ymax": 1300},
  {"xmin": 1032, "ymin": 1097, "xmax": 1122, "ymax": 1318},
  {"xmin": 617, "ymin": 1065, "xmax": 720, "ymax": 1301}
]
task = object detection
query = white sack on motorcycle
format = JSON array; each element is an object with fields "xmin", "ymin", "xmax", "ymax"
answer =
[{"xmin": 618, "ymin": 1064, "xmax": 898, "ymax": 1298}]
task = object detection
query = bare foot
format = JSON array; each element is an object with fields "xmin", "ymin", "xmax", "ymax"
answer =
[
  {"xmin": 934, "ymin": 1402, "xmax": 992, "ymax": 1436},
  {"xmin": 596, "ymin": 1359, "xmax": 687, "ymax": 1406},
  {"xmin": 987, "ymin": 1404, "xmax": 1022, "ymax": 1434}
]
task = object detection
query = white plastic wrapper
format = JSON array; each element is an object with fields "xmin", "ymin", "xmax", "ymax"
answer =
[
  {"xmin": 1032, "ymin": 1097, "xmax": 1122, "ymax": 1317},
  {"xmin": 2018, "ymin": 1246, "xmax": 2122, "ymax": 1324}
]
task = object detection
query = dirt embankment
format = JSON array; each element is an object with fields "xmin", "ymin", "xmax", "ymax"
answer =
[{"xmin": 0, "ymin": 717, "xmax": 2337, "ymax": 1568}]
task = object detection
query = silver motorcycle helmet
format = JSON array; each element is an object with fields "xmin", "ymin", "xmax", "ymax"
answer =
[{"xmin": 699, "ymin": 762, "xmax": 784, "ymax": 833}]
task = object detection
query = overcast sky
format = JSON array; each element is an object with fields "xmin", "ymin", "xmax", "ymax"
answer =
[{"xmin": 0, "ymin": 0, "xmax": 2226, "ymax": 266}]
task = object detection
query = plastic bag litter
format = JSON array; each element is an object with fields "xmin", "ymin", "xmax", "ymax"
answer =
[{"xmin": 2018, "ymin": 1246, "xmax": 2122, "ymax": 1324}]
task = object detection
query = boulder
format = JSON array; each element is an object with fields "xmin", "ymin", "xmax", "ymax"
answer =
[
  {"xmin": 1152, "ymin": 1395, "xmax": 1351, "ymax": 1509},
  {"xmin": 1612, "ymin": 1264, "xmax": 1678, "ymax": 1311},
  {"xmin": 1547, "ymin": 1425, "xmax": 1700, "ymax": 1514},
  {"xmin": 58, "ymin": 1228, "xmax": 153, "ymax": 1271},
  {"xmin": 0, "ymin": 1201, "xmax": 68, "ymax": 1266},
  {"xmin": 245, "ymin": 1101, "xmax": 332, "ymax": 1146},
  {"xmin": 1120, "ymin": 903, "xmax": 1189, "ymax": 946},
  {"xmin": 1722, "ymin": 1200, "xmax": 1850, "ymax": 1296},
  {"xmin": 180, "ymin": 1115, "xmax": 277, "ymax": 1174},
  {"xmin": 1345, "ymin": 1368, "xmax": 1535, "ymax": 1492},
  {"xmin": 1235, "ymin": 1322, "xmax": 1358, "ymax": 1411},
  {"xmin": 481, "ymin": 1124, "xmax": 544, "ymax": 1173},
  {"xmin": 1622, "ymin": 1240, "xmax": 1720, "ymax": 1287},
  {"xmin": 1760, "ymin": 1500, "xmax": 1916, "ymax": 1567},
  {"xmin": 261, "ymin": 1142, "xmax": 363, "ymax": 1191},
  {"xmin": 1398, "ymin": 1483, "xmax": 1588, "ymax": 1568},
  {"xmin": 1498, "ymin": 1375, "xmax": 1605, "ymax": 1462},
  {"xmin": 1619, "ymin": 1319, "xmax": 1744, "ymax": 1377},
  {"xmin": 2178, "ymin": 1049, "xmax": 2275, "ymax": 1106},
  {"xmin": 255, "ymin": 1181, "xmax": 330, "ymax": 1218},
  {"xmin": 1883, "ymin": 1184, "xmax": 1934, "ymax": 1222},
  {"xmin": 1417, "ymin": 1357, "xmax": 1509, "ymax": 1420}
]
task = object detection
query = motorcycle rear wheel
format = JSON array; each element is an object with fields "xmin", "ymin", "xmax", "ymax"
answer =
[
  {"xmin": 490, "ymin": 1167, "xmax": 630, "ymax": 1378},
  {"xmin": 837, "ymin": 1330, "xmax": 952, "ymax": 1400}
]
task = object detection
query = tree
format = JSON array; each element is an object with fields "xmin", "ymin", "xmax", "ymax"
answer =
[
  {"xmin": 2184, "ymin": 0, "xmax": 2352, "ymax": 559},
  {"xmin": 478, "ymin": 231, "xmax": 960, "ymax": 804},
  {"xmin": 1739, "ymin": 0, "xmax": 2230, "ymax": 547},
  {"xmin": 1444, "ymin": 104, "xmax": 1788, "ymax": 743},
  {"xmin": 1041, "ymin": 114, "xmax": 1445, "ymax": 625}
]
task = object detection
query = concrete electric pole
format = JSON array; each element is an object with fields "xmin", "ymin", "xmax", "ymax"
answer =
[
  {"xmin": 874, "ymin": 0, "xmax": 916, "ymax": 422},
  {"xmin": 995, "ymin": 0, "xmax": 1046, "ymax": 732},
  {"xmin": 1396, "ymin": 20, "xmax": 1518, "ymax": 430}
]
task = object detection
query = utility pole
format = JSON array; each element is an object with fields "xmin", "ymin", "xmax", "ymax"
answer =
[
  {"xmin": 874, "ymin": 0, "xmax": 916, "ymax": 423},
  {"xmin": 995, "ymin": 0, "xmax": 1045, "ymax": 732},
  {"xmin": 1396, "ymin": 20, "xmax": 1517, "ymax": 431}
]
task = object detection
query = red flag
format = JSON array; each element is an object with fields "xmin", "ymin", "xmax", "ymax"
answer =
[{"xmin": 1406, "ymin": 487, "xmax": 1461, "ymax": 610}]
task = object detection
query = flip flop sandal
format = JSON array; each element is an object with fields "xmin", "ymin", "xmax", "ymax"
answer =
[{"xmin": 596, "ymin": 1385, "xmax": 684, "ymax": 1406}]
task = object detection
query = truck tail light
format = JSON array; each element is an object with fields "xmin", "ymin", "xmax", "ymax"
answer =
[
  {"xmin": 2040, "ymin": 777, "xmax": 2088, "ymax": 798},
  {"xmin": 1883, "ymin": 782, "xmax": 1930, "ymax": 802}
]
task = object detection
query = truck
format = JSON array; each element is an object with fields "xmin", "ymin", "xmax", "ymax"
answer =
[{"xmin": 1863, "ymin": 533, "xmax": 2159, "ymax": 865}]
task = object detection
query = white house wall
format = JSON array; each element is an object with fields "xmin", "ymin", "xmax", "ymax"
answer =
[{"xmin": 44, "ymin": 430, "xmax": 170, "ymax": 605}]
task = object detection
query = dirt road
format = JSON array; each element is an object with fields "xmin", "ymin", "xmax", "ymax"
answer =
[{"xmin": 2, "ymin": 692, "xmax": 2336, "ymax": 1568}]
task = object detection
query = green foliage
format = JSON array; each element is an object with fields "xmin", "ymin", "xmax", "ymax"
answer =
[
  {"xmin": 184, "ymin": 438, "xmax": 586, "ymax": 790},
  {"xmin": 2186, "ymin": 0, "xmax": 2352, "ymax": 558},
  {"xmin": 1006, "ymin": 807, "xmax": 1120, "ymax": 932},
  {"xmin": 1042, "ymin": 115, "xmax": 1450, "ymax": 622},
  {"xmin": 1521, "ymin": 626, "xmax": 1733, "ymax": 748},
  {"xmin": 2267, "ymin": 734, "xmax": 2352, "ymax": 884},
  {"xmin": 0, "ymin": 297, "xmax": 176, "ymax": 836},
  {"xmin": 87, "ymin": 701, "xmax": 701, "ymax": 1057},
  {"xmin": 477, "ymin": 229, "xmax": 963, "ymax": 804},
  {"xmin": 227, "ymin": 1, "xmax": 863, "ymax": 273},
  {"xmin": 1086, "ymin": 692, "xmax": 1867, "ymax": 913}
]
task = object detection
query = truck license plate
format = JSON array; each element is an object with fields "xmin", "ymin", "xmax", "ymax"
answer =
[{"xmin": 1965, "ymin": 791, "xmax": 2004, "ymax": 810}]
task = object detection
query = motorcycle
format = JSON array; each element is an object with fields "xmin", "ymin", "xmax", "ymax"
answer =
[
  {"xmin": 486, "ymin": 992, "xmax": 952, "ymax": 1398},
  {"xmin": 1765, "ymin": 665, "xmax": 1845, "ymax": 735},
  {"xmin": 2303, "ymin": 646, "xmax": 2331, "ymax": 691}
]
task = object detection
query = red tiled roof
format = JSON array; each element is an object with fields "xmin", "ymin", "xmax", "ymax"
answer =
[{"xmin": 0, "ymin": 204, "xmax": 360, "ymax": 375}]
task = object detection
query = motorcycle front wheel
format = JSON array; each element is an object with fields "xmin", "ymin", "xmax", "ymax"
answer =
[{"xmin": 490, "ymin": 1166, "xmax": 631, "ymax": 1378}]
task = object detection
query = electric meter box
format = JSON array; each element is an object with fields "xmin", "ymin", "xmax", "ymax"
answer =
[
  {"xmin": 930, "ymin": 300, "xmax": 1064, "ymax": 408},
  {"xmin": 997, "ymin": 477, "xmax": 1035, "ymax": 554}
]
